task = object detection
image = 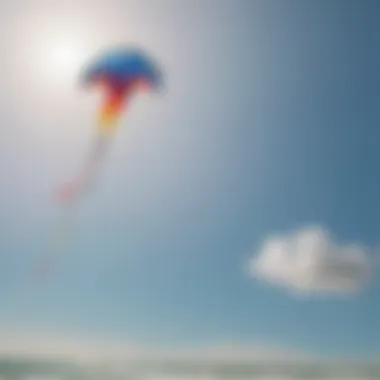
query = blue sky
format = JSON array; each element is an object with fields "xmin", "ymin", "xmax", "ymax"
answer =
[{"xmin": 0, "ymin": 0, "xmax": 380, "ymax": 359}]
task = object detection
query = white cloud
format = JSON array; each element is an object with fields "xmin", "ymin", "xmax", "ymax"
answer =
[{"xmin": 249, "ymin": 226, "xmax": 372, "ymax": 296}]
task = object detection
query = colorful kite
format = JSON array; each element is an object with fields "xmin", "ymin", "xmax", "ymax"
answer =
[
  {"xmin": 58, "ymin": 46, "xmax": 162, "ymax": 204},
  {"xmin": 35, "ymin": 46, "xmax": 163, "ymax": 282}
]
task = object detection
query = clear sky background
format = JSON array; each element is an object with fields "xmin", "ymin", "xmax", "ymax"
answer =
[{"xmin": 0, "ymin": 0, "xmax": 379, "ymax": 360}]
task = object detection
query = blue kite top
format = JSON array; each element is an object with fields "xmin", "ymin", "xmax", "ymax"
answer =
[{"xmin": 82, "ymin": 46, "xmax": 163, "ymax": 89}]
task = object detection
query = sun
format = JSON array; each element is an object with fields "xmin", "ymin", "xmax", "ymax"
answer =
[
  {"xmin": 45, "ymin": 35, "xmax": 89, "ymax": 85},
  {"xmin": 51, "ymin": 44, "xmax": 81, "ymax": 73}
]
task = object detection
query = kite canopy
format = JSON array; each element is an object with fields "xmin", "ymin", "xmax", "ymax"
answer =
[{"xmin": 82, "ymin": 47, "xmax": 163, "ymax": 90}]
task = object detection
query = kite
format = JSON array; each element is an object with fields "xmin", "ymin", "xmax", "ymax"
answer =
[
  {"xmin": 34, "ymin": 46, "xmax": 163, "ymax": 283},
  {"xmin": 58, "ymin": 46, "xmax": 163, "ymax": 204}
]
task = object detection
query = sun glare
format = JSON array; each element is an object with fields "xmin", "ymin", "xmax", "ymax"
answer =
[
  {"xmin": 51, "ymin": 44, "xmax": 80, "ymax": 72},
  {"xmin": 45, "ymin": 36, "xmax": 88, "ymax": 85}
]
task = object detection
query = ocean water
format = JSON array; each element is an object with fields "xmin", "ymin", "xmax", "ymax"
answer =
[{"xmin": 0, "ymin": 358, "xmax": 379, "ymax": 380}]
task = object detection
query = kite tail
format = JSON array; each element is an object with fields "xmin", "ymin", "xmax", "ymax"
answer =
[
  {"xmin": 56, "ymin": 136, "xmax": 111, "ymax": 204},
  {"xmin": 36, "ymin": 94, "xmax": 124, "ymax": 284},
  {"xmin": 33, "ymin": 202, "xmax": 77, "ymax": 285},
  {"xmin": 38, "ymin": 132, "xmax": 113, "ymax": 284},
  {"xmin": 37, "ymin": 133, "xmax": 111, "ymax": 284},
  {"xmin": 98, "ymin": 93, "xmax": 126, "ymax": 134},
  {"xmin": 56, "ymin": 94, "xmax": 125, "ymax": 204}
]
